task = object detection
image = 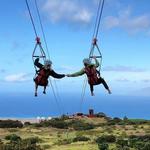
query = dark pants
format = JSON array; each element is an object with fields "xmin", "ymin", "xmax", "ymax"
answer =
[{"xmin": 89, "ymin": 77, "xmax": 109, "ymax": 92}]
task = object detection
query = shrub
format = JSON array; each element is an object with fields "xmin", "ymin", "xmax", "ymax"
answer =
[
  {"xmin": 98, "ymin": 143, "xmax": 109, "ymax": 150},
  {"xmin": 143, "ymin": 143, "xmax": 150, "ymax": 150},
  {"xmin": 24, "ymin": 137, "xmax": 40, "ymax": 144},
  {"xmin": 95, "ymin": 112, "xmax": 107, "ymax": 118},
  {"xmin": 0, "ymin": 120, "xmax": 23, "ymax": 128},
  {"xmin": 116, "ymin": 139, "xmax": 128, "ymax": 147},
  {"xmin": 5, "ymin": 134, "xmax": 21, "ymax": 142},
  {"xmin": 71, "ymin": 120, "xmax": 94, "ymax": 130},
  {"xmin": 50, "ymin": 120, "xmax": 68, "ymax": 129},
  {"xmin": 36, "ymin": 119, "xmax": 69, "ymax": 129},
  {"xmin": 73, "ymin": 136, "xmax": 90, "ymax": 142},
  {"xmin": 1, "ymin": 136, "xmax": 42, "ymax": 150},
  {"xmin": 96, "ymin": 135, "xmax": 116, "ymax": 143},
  {"xmin": 24, "ymin": 122, "xmax": 31, "ymax": 126},
  {"xmin": 57, "ymin": 138, "xmax": 72, "ymax": 145}
]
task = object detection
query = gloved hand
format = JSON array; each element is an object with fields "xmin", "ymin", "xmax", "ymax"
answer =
[{"xmin": 35, "ymin": 58, "xmax": 39, "ymax": 61}]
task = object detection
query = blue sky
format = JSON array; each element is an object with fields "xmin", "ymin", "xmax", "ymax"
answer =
[{"xmin": 0, "ymin": 0, "xmax": 150, "ymax": 97}]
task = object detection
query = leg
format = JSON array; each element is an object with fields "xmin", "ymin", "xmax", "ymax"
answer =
[
  {"xmin": 90, "ymin": 84, "xmax": 94, "ymax": 96},
  {"xmin": 35, "ymin": 83, "xmax": 38, "ymax": 97},
  {"xmin": 43, "ymin": 86, "xmax": 46, "ymax": 94},
  {"xmin": 43, "ymin": 80, "xmax": 48, "ymax": 94},
  {"xmin": 98, "ymin": 77, "xmax": 111, "ymax": 94}
]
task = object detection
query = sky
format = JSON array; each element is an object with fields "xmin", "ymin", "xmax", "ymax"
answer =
[{"xmin": 0, "ymin": 0, "xmax": 150, "ymax": 97}]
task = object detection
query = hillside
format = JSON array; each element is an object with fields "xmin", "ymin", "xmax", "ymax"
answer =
[{"xmin": 0, "ymin": 115, "xmax": 150, "ymax": 150}]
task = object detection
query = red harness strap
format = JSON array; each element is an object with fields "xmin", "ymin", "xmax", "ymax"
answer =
[
  {"xmin": 34, "ymin": 68, "xmax": 49, "ymax": 86},
  {"xmin": 84, "ymin": 66, "xmax": 99, "ymax": 85}
]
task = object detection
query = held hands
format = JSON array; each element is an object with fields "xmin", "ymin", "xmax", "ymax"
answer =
[{"xmin": 66, "ymin": 74, "xmax": 71, "ymax": 77}]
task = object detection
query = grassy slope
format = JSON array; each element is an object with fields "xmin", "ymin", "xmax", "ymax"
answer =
[{"xmin": 0, "ymin": 117, "xmax": 150, "ymax": 150}]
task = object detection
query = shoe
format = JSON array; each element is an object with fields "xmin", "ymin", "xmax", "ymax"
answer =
[
  {"xmin": 35, "ymin": 93, "xmax": 37, "ymax": 97},
  {"xmin": 43, "ymin": 91, "xmax": 46, "ymax": 94},
  {"xmin": 108, "ymin": 89, "xmax": 112, "ymax": 94},
  {"xmin": 91, "ymin": 92, "xmax": 95, "ymax": 96}
]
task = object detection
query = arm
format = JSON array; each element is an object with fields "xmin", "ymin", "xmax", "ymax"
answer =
[
  {"xmin": 34, "ymin": 58, "xmax": 43, "ymax": 69},
  {"xmin": 94, "ymin": 58, "xmax": 100, "ymax": 68},
  {"xmin": 50, "ymin": 70, "xmax": 65, "ymax": 79},
  {"xmin": 68, "ymin": 68, "xmax": 85, "ymax": 77}
]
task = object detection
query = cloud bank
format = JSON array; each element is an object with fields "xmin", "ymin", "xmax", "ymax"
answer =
[
  {"xmin": 4, "ymin": 73, "xmax": 31, "ymax": 82},
  {"xmin": 103, "ymin": 65, "xmax": 147, "ymax": 72},
  {"xmin": 42, "ymin": 0, "xmax": 93, "ymax": 26},
  {"xmin": 104, "ymin": 7, "xmax": 150, "ymax": 34}
]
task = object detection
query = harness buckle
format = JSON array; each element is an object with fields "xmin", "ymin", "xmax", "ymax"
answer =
[
  {"xmin": 93, "ymin": 38, "xmax": 97, "ymax": 45},
  {"xmin": 36, "ymin": 37, "xmax": 41, "ymax": 44}
]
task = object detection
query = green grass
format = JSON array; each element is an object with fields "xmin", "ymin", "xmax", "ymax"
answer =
[{"xmin": 0, "ymin": 117, "xmax": 150, "ymax": 150}]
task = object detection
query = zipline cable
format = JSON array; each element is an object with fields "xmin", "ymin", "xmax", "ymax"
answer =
[
  {"xmin": 34, "ymin": 0, "xmax": 50, "ymax": 59},
  {"xmin": 34, "ymin": 0, "xmax": 64, "ymax": 115},
  {"xmin": 25, "ymin": 0, "xmax": 38, "ymax": 38},
  {"xmin": 92, "ymin": 0, "xmax": 103, "ymax": 39},
  {"xmin": 25, "ymin": 0, "xmax": 63, "ymax": 115},
  {"xmin": 35, "ymin": 0, "xmax": 64, "ymax": 115},
  {"xmin": 80, "ymin": 0, "xmax": 105, "ymax": 112},
  {"xmin": 95, "ymin": 0, "xmax": 105, "ymax": 39}
]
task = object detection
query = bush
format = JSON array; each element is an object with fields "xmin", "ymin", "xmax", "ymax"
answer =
[
  {"xmin": 129, "ymin": 135, "xmax": 150, "ymax": 142},
  {"xmin": 1, "ymin": 136, "xmax": 42, "ymax": 150},
  {"xmin": 134, "ymin": 141, "xmax": 145, "ymax": 149},
  {"xmin": 24, "ymin": 137, "xmax": 40, "ymax": 144},
  {"xmin": 143, "ymin": 143, "xmax": 150, "ymax": 150},
  {"xmin": 5, "ymin": 134, "xmax": 21, "ymax": 142},
  {"xmin": 116, "ymin": 139, "xmax": 128, "ymax": 147},
  {"xmin": 116, "ymin": 146, "xmax": 130, "ymax": 150},
  {"xmin": 24, "ymin": 122, "xmax": 31, "ymax": 126},
  {"xmin": 57, "ymin": 138, "xmax": 72, "ymax": 145},
  {"xmin": 60, "ymin": 115, "xmax": 70, "ymax": 120},
  {"xmin": 107, "ymin": 118, "xmax": 122, "ymax": 125},
  {"xmin": 50, "ymin": 120, "xmax": 68, "ymax": 129},
  {"xmin": 73, "ymin": 136, "xmax": 90, "ymax": 142},
  {"xmin": 71, "ymin": 120, "xmax": 94, "ymax": 130},
  {"xmin": 36, "ymin": 119, "xmax": 69, "ymax": 129},
  {"xmin": 0, "ymin": 120, "xmax": 23, "ymax": 128},
  {"xmin": 98, "ymin": 143, "xmax": 109, "ymax": 150},
  {"xmin": 96, "ymin": 135, "xmax": 116, "ymax": 143},
  {"xmin": 95, "ymin": 112, "xmax": 107, "ymax": 118}
]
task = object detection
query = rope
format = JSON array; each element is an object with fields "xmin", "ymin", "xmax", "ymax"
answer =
[
  {"xmin": 25, "ymin": 0, "xmax": 38, "ymax": 38},
  {"xmin": 80, "ymin": 77, "xmax": 87, "ymax": 112},
  {"xmin": 48, "ymin": 78, "xmax": 62, "ymax": 115}
]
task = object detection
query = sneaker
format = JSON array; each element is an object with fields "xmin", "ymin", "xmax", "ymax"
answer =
[
  {"xmin": 35, "ymin": 93, "xmax": 37, "ymax": 97},
  {"xmin": 108, "ymin": 89, "xmax": 112, "ymax": 94},
  {"xmin": 91, "ymin": 92, "xmax": 95, "ymax": 96},
  {"xmin": 43, "ymin": 91, "xmax": 46, "ymax": 94}
]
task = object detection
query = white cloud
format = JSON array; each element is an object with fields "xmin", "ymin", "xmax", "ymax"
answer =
[
  {"xmin": 104, "ymin": 7, "xmax": 150, "ymax": 34},
  {"xmin": 56, "ymin": 65, "xmax": 79, "ymax": 73},
  {"xmin": 103, "ymin": 65, "xmax": 147, "ymax": 72},
  {"xmin": 115, "ymin": 78, "xmax": 130, "ymax": 82},
  {"xmin": 133, "ymin": 87, "xmax": 150, "ymax": 97},
  {"xmin": 4, "ymin": 73, "xmax": 31, "ymax": 82},
  {"xmin": 42, "ymin": 0, "xmax": 93, "ymax": 25}
]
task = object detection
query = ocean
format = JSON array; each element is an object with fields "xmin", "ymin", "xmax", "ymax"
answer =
[{"xmin": 0, "ymin": 92, "xmax": 150, "ymax": 119}]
